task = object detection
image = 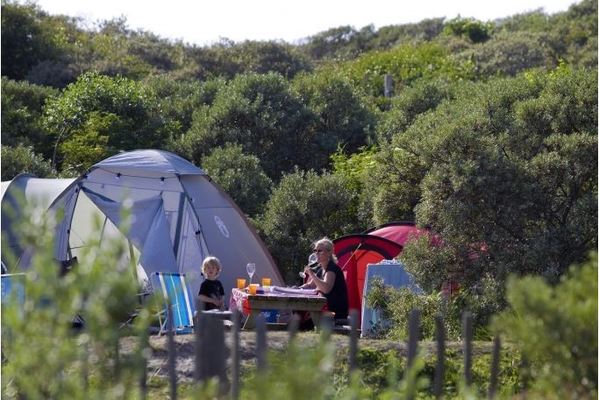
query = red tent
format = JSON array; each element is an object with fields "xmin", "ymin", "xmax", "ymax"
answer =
[
  {"xmin": 367, "ymin": 221, "xmax": 457, "ymax": 299},
  {"xmin": 365, "ymin": 221, "xmax": 439, "ymax": 247},
  {"xmin": 333, "ymin": 234, "xmax": 403, "ymax": 321},
  {"xmin": 333, "ymin": 222, "xmax": 439, "ymax": 323}
]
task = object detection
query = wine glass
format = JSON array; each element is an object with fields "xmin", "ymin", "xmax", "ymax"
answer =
[
  {"xmin": 246, "ymin": 262, "xmax": 256, "ymax": 284},
  {"xmin": 299, "ymin": 253, "xmax": 318, "ymax": 279}
]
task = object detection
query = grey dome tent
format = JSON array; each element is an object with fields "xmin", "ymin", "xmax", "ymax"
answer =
[{"xmin": 1, "ymin": 149, "xmax": 283, "ymax": 296}]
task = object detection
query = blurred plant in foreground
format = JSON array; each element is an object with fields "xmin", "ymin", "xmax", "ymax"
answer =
[
  {"xmin": 492, "ymin": 252, "xmax": 598, "ymax": 399},
  {"xmin": 1, "ymin": 201, "xmax": 154, "ymax": 399}
]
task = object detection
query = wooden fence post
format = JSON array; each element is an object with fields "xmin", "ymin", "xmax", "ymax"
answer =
[
  {"xmin": 406, "ymin": 309, "xmax": 421, "ymax": 400},
  {"xmin": 407, "ymin": 309, "xmax": 421, "ymax": 368},
  {"xmin": 197, "ymin": 313, "xmax": 228, "ymax": 391},
  {"xmin": 519, "ymin": 355, "xmax": 530, "ymax": 392},
  {"xmin": 167, "ymin": 302, "xmax": 177, "ymax": 400},
  {"xmin": 255, "ymin": 314, "xmax": 267, "ymax": 372},
  {"xmin": 288, "ymin": 313, "xmax": 300, "ymax": 340},
  {"xmin": 384, "ymin": 74, "xmax": 394, "ymax": 97},
  {"xmin": 348, "ymin": 309, "xmax": 359, "ymax": 372},
  {"xmin": 81, "ymin": 343, "xmax": 89, "ymax": 396},
  {"xmin": 139, "ymin": 328, "xmax": 149, "ymax": 400},
  {"xmin": 462, "ymin": 311, "xmax": 473, "ymax": 387},
  {"xmin": 488, "ymin": 336, "xmax": 501, "ymax": 399},
  {"xmin": 434, "ymin": 314, "xmax": 445, "ymax": 399},
  {"xmin": 320, "ymin": 313, "xmax": 333, "ymax": 340},
  {"xmin": 193, "ymin": 299, "xmax": 202, "ymax": 383},
  {"xmin": 231, "ymin": 310, "xmax": 241, "ymax": 400},
  {"xmin": 115, "ymin": 339, "xmax": 121, "ymax": 380}
]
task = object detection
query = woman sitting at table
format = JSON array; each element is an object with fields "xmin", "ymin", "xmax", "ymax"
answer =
[{"xmin": 301, "ymin": 237, "xmax": 349, "ymax": 322}]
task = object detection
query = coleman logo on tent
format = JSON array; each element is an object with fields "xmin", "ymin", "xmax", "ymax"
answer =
[{"xmin": 214, "ymin": 215, "xmax": 230, "ymax": 238}]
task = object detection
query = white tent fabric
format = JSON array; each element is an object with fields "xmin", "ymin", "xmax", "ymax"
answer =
[
  {"xmin": 1, "ymin": 149, "xmax": 283, "ymax": 297},
  {"xmin": 2, "ymin": 175, "xmax": 76, "ymax": 266}
]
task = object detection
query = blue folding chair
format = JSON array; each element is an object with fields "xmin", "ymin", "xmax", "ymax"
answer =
[
  {"xmin": 1, "ymin": 273, "xmax": 26, "ymax": 307},
  {"xmin": 151, "ymin": 272, "xmax": 196, "ymax": 335}
]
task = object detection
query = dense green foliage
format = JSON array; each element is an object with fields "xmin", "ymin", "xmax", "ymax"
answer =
[
  {"xmin": 1, "ymin": 204, "xmax": 154, "ymax": 399},
  {"xmin": 260, "ymin": 169, "xmax": 358, "ymax": 281},
  {"xmin": 339, "ymin": 42, "xmax": 474, "ymax": 97},
  {"xmin": 443, "ymin": 17, "xmax": 494, "ymax": 43},
  {"xmin": 42, "ymin": 72, "xmax": 177, "ymax": 174},
  {"xmin": 2, "ymin": 203, "xmax": 591, "ymax": 398},
  {"xmin": 176, "ymin": 72, "xmax": 315, "ymax": 181},
  {"xmin": 1, "ymin": 77, "xmax": 58, "ymax": 154},
  {"xmin": 201, "ymin": 144, "xmax": 273, "ymax": 217},
  {"xmin": 1, "ymin": 145, "xmax": 55, "ymax": 181},
  {"xmin": 366, "ymin": 66, "xmax": 597, "ymax": 327},
  {"xmin": 493, "ymin": 252, "xmax": 598, "ymax": 398},
  {"xmin": 291, "ymin": 71, "xmax": 376, "ymax": 164},
  {"xmin": 364, "ymin": 252, "xmax": 597, "ymax": 397},
  {"xmin": 1, "ymin": 4, "xmax": 597, "ymax": 389}
]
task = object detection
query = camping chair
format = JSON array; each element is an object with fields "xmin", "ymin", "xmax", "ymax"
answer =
[
  {"xmin": 1, "ymin": 273, "xmax": 26, "ymax": 307},
  {"xmin": 151, "ymin": 272, "xmax": 196, "ymax": 335}
]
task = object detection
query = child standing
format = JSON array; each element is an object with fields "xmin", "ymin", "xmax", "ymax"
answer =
[{"xmin": 198, "ymin": 256, "xmax": 225, "ymax": 311}]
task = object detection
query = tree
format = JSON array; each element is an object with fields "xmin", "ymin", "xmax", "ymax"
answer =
[
  {"xmin": 493, "ymin": 252, "xmax": 597, "ymax": 398},
  {"xmin": 495, "ymin": 0, "xmax": 598, "ymax": 68},
  {"xmin": 291, "ymin": 71, "xmax": 376, "ymax": 169},
  {"xmin": 340, "ymin": 43, "xmax": 474, "ymax": 97},
  {"xmin": 229, "ymin": 40, "xmax": 312, "ymax": 78},
  {"xmin": 1, "ymin": 77, "xmax": 58, "ymax": 158},
  {"xmin": 42, "ymin": 72, "xmax": 176, "ymax": 174},
  {"xmin": 455, "ymin": 31, "xmax": 556, "ymax": 77},
  {"xmin": 372, "ymin": 18, "xmax": 445, "ymax": 49},
  {"xmin": 1, "ymin": 145, "xmax": 55, "ymax": 180},
  {"xmin": 1, "ymin": 2, "xmax": 58, "ymax": 80},
  {"xmin": 1, "ymin": 2, "xmax": 85, "ymax": 87},
  {"xmin": 375, "ymin": 78, "xmax": 456, "ymax": 143},
  {"xmin": 259, "ymin": 170, "xmax": 358, "ymax": 281},
  {"xmin": 391, "ymin": 68, "xmax": 597, "ymax": 303},
  {"xmin": 142, "ymin": 75, "xmax": 214, "ymax": 140},
  {"xmin": 201, "ymin": 144, "xmax": 272, "ymax": 217},
  {"xmin": 443, "ymin": 17, "xmax": 493, "ymax": 43},
  {"xmin": 301, "ymin": 25, "xmax": 373, "ymax": 60},
  {"xmin": 178, "ymin": 72, "xmax": 315, "ymax": 181}
]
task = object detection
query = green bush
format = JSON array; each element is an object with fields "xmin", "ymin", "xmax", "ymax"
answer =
[
  {"xmin": 1, "ymin": 77, "xmax": 58, "ymax": 157},
  {"xmin": 42, "ymin": 72, "xmax": 176, "ymax": 174},
  {"xmin": 1, "ymin": 145, "xmax": 56, "ymax": 181},
  {"xmin": 180, "ymin": 72, "xmax": 315, "ymax": 182},
  {"xmin": 456, "ymin": 31, "xmax": 556, "ymax": 77},
  {"xmin": 366, "ymin": 278, "xmax": 440, "ymax": 340},
  {"xmin": 242, "ymin": 333, "xmax": 338, "ymax": 399},
  {"xmin": 371, "ymin": 67, "xmax": 597, "ymax": 331},
  {"xmin": 259, "ymin": 169, "xmax": 358, "ymax": 282},
  {"xmin": 339, "ymin": 43, "xmax": 474, "ymax": 97},
  {"xmin": 492, "ymin": 252, "xmax": 598, "ymax": 398},
  {"xmin": 443, "ymin": 17, "xmax": 493, "ymax": 43},
  {"xmin": 1, "ymin": 202, "xmax": 154, "ymax": 399},
  {"xmin": 201, "ymin": 144, "xmax": 273, "ymax": 217}
]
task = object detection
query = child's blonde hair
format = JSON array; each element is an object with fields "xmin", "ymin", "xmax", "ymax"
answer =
[{"xmin": 202, "ymin": 256, "xmax": 222, "ymax": 275}]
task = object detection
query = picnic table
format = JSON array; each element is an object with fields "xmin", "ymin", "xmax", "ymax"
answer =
[{"xmin": 230, "ymin": 286, "xmax": 327, "ymax": 329}]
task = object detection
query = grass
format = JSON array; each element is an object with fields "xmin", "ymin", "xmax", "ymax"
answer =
[{"xmin": 141, "ymin": 330, "xmax": 519, "ymax": 399}]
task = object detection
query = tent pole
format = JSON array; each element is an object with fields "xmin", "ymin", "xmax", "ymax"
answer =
[
  {"xmin": 341, "ymin": 242, "xmax": 363, "ymax": 270},
  {"xmin": 172, "ymin": 192, "xmax": 186, "ymax": 261}
]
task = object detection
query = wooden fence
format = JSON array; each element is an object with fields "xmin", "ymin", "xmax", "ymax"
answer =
[{"xmin": 144, "ymin": 305, "xmax": 502, "ymax": 400}]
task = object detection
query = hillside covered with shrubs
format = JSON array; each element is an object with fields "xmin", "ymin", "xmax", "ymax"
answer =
[{"xmin": 2, "ymin": 0, "xmax": 597, "ymax": 342}]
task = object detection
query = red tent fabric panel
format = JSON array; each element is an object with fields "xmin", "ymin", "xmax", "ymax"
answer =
[
  {"xmin": 333, "ymin": 234, "xmax": 403, "ymax": 323},
  {"xmin": 366, "ymin": 221, "xmax": 442, "ymax": 248}
]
